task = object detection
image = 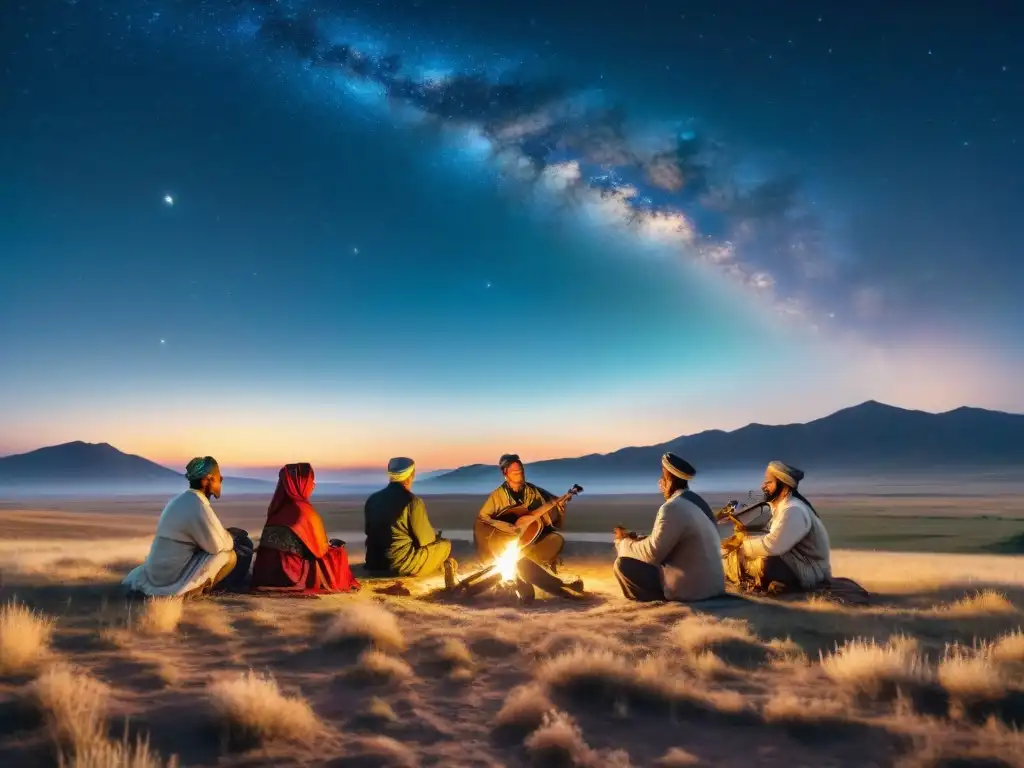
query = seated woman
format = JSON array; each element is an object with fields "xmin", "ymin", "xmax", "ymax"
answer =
[{"xmin": 250, "ymin": 463, "xmax": 360, "ymax": 594}]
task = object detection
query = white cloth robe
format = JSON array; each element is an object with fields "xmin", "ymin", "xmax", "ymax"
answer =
[
  {"xmin": 615, "ymin": 489, "xmax": 726, "ymax": 602},
  {"xmin": 122, "ymin": 489, "xmax": 236, "ymax": 597},
  {"xmin": 739, "ymin": 494, "xmax": 832, "ymax": 588}
]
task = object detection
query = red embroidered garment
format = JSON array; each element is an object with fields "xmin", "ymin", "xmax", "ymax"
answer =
[{"xmin": 250, "ymin": 463, "xmax": 360, "ymax": 594}]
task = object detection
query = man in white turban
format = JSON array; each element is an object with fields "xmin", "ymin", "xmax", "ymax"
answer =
[
  {"xmin": 123, "ymin": 456, "xmax": 251, "ymax": 597},
  {"xmin": 363, "ymin": 457, "xmax": 457, "ymax": 583},
  {"xmin": 612, "ymin": 453, "xmax": 725, "ymax": 602},
  {"xmin": 721, "ymin": 460, "xmax": 832, "ymax": 593}
]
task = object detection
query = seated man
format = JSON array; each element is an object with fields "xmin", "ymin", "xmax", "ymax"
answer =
[
  {"xmin": 721, "ymin": 461, "xmax": 832, "ymax": 593},
  {"xmin": 123, "ymin": 456, "xmax": 253, "ymax": 597},
  {"xmin": 364, "ymin": 457, "xmax": 457, "ymax": 583},
  {"xmin": 612, "ymin": 453, "xmax": 725, "ymax": 602},
  {"xmin": 474, "ymin": 453, "xmax": 567, "ymax": 569}
]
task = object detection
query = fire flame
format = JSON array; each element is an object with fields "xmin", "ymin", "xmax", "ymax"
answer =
[{"xmin": 496, "ymin": 540, "xmax": 520, "ymax": 582}]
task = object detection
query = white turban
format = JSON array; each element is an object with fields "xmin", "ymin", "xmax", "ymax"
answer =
[
  {"xmin": 387, "ymin": 457, "xmax": 416, "ymax": 483},
  {"xmin": 767, "ymin": 461, "xmax": 804, "ymax": 488},
  {"xmin": 661, "ymin": 452, "xmax": 695, "ymax": 481}
]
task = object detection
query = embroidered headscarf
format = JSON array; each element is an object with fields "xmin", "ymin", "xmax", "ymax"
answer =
[
  {"xmin": 265, "ymin": 463, "xmax": 329, "ymax": 558},
  {"xmin": 185, "ymin": 456, "xmax": 218, "ymax": 482}
]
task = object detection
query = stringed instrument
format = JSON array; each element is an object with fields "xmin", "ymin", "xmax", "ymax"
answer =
[{"xmin": 485, "ymin": 483, "xmax": 584, "ymax": 547}]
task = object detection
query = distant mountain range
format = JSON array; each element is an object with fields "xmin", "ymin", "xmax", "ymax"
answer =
[
  {"xmin": 2, "ymin": 401, "xmax": 1022, "ymax": 496},
  {"xmin": 421, "ymin": 401, "xmax": 1024, "ymax": 491},
  {"xmin": 0, "ymin": 441, "xmax": 273, "ymax": 495}
]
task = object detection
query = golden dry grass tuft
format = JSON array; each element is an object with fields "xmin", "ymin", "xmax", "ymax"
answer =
[
  {"xmin": 654, "ymin": 747, "xmax": 702, "ymax": 767},
  {"xmin": 671, "ymin": 615, "xmax": 757, "ymax": 653},
  {"xmin": 990, "ymin": 630, "xmax": 1024, "ymax": 665},
  {"xmin": 937, "ymin": 647, "xmax": 1005, "ymax": 701},
  {"xmin": 938, "ymin": 590, "xmax": 1018, "ymax": 616},
  {"xmin": 536, "ymin": 647, "xmax": 751, "ymax": 722},
  {"xmin": 347, "ymin": 649, "xmax": 415, "ymax": 685},
  {"xmin": 494, "ymin": 683, "xmax": 555, "ymax": 737},
  {"xmin": 324, "ymin": 601, "xmax": 405, "ymax": 653},
  {"xmin": 820, "ymin": 637, "xmax": 930, "ymax": 698},
  {"xmin": 0, "ymin": 600, "xmax": 55, "ymax": 675},
  {"xmin": 206, "ymin": 670, "xmax": 321, "ymax": 747},
  {"xmin": 350, "ymin": 735, "xmax": 419, "ymax": 767},
  {"xmin": 135, "ymin": 599, "xmax": 183, "ymax": 636},
  {"xmin": 59, "ymin": 732, "xmax": 179, "ymax": 768},
  {"xmin": 431, "ymin": 638, "xmax": 473, "ymax": 671},
  {"xmin": 29, "ymin": 664, "xmax": 112, "ymax": 750},
  {"xmin": 183, "ymin": 603, "xmax": 233, "ymax": 638},
  {"xmin": 523, "ymin": 709, "xmax": 597, "ymax": 767}
]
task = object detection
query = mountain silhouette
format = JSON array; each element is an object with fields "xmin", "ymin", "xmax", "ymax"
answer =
[
  {"xmin": 0, "ymin": 441, "xmax": 271, "ymax": 493},
  {"xmin": 424, "ymin": 401, "xmax": 1024, "ymax": 489}
]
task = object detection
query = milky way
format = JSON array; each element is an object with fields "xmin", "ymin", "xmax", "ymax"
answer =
[{"xmin": 119, "ymin": 0, "xmax": 871, "ymax": 334}]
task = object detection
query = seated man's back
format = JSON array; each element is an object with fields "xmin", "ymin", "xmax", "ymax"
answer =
[{"xmin": 363, "ymin": 457, "xmax": 452, "ymax": 577}]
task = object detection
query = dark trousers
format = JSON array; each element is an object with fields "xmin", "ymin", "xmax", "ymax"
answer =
[
  {"xmin": 759, "ymin": 556, "xmax": 801, "ymax": 591},
  {"xmin": 216, "ymin": 528, "xmax": 255, "ymax": 593},
  {"xmin": 613, "ymin": 557, "xmax": 664, "ymax": 602}
]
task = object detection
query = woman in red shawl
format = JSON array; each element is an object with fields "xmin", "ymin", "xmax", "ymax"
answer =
[{"xmin": 250, "ymin": 463, "xmax": 360, "ymax": 594}]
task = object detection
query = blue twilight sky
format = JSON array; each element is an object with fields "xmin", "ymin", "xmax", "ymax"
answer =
[{"xmin": 1, "ymin": 0, "xmax": 1022, "ymax": 474}]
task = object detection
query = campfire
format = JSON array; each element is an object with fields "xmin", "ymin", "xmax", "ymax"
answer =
[{"xmin": 442, "ymin": 541, "xmax": 584, "ymax": 605}]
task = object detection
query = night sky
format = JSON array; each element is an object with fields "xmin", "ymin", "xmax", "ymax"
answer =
[{"xmin": 2, "ymin": 0, "xmax": 1022, "ymax": 474}]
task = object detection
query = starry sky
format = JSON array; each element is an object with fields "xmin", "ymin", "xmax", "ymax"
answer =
[{"xmin": 2, "ymin": 0, "xmax": 1022, "ymax": 475}]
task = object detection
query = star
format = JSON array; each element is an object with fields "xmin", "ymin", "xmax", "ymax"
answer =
[
  {"xmin": 162, "ymin": 193, "xmax": 174, "ymax": 207},
  {"xmin": 159, "ymin": 338, "xmax": 166, "ymax": 345},
  {"xmin": 352, "ymin": 246, "xmax": 360, "ymax": 255},
  {"xmin": 485, "ymin": 281, "xmax": 492, "ymax": 289}
]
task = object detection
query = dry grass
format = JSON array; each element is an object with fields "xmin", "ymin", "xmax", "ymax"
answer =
[
  {"xmin": 495, "ymin": 684, "xmax": 555, "ymax": 737},
  {"xmin": 206, "ymin": 670, "xmax": 321, "ymax": 747},
  {"xmin": 523, "ymin": 709, "xmax": 598, "ymax": 767},
  {"xmin": 820, "ymin": 637, "xmax": 930, "ymax": 698},
  {"xmin": 324, "ymin": 601, "xmax": 405, "ymax": 653},
  {"xmin": 29, "ymin": 664, "xmax": 112, "ymax": 750},
  {"xmin": 937, "ymin": 590, "xmax": 1018, "ymax": 616},
  {"xmin": 183, "ymin": 603, "xmax": 233, "ymax": 638},
  {"xmin": 937, "ymin": 648, "xmax": 1006, "ymax": 701},
  {"xmin": 346, "ymin": 649, "xmax": 415, "ymax": 685},
  {"xmin": 135, "ymin": 599, "xmax": 183, "ymax": 636},
  {"xmin": 430, "ymin": 638, "xmax": 473, "ymax": 670},
  {"xmin": 654, "ymin": 748, "xmax": 702, "ymax": 767},
  {"xmin": 535, "ymin": 647, "xmax": 752, "ymax": 722},
  {"xmin": 0, "ymin": 600, "xmax": 55, "ymax": 675},
  {"xmin": 59, "ymin": 732, "xmax": 179, "ymax": 768},
  {"xmin": 991, "ymin": 630, "xmax": 1024, "ymax": 664},
  {"xmin": 349, "ymin": 735, "xmax": 419, "ymax": 767},
  {"xmin": 671, "ymin": 615, "xmax": 757, "ymax": 653}
]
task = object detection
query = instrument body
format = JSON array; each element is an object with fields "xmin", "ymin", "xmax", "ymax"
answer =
[{"xmin": 481, "ymin": 483, "xmax": 584, "ymax": 548}]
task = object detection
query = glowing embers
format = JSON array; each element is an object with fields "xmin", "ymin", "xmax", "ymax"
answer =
[{"xmin": 444, "ymin": 542, "xmax": 536, "ymax": 606}]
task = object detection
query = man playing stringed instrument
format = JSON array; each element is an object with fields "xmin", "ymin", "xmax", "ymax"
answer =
[{"xmin": 474, "ymin": 453, "xmax": 575, "ymax": 569}]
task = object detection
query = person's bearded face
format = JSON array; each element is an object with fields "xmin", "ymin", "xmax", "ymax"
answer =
[{"xmin": 761, "ymin": 473, "xmax": 784, "ymax": 502}]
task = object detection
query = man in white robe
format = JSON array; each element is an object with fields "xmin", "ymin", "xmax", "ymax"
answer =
[
  {"xmin": 721, "ymin": 460, "xmax": 832, "ymax": 593},
  {"xmin": 612, "ymin": 453, "xmax": 725, "ymax": 602},
  {"xmin": 123, "ymin": 456, "xmax": 242, "ymax": 597}
]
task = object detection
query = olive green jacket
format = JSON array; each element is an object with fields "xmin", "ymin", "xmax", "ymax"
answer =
[{"xmin": 477, "ymin": 481, "xmax": 563, "ymax": 528}]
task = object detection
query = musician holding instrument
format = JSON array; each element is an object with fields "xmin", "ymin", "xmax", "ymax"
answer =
[
  {"xmin": 720, "ymin": 461, "xmax": 832, "ymax": 594},
  {"xmin": 474, "ymin": 453, "xmax": 576, "ymax": 569},
  {"xmin": 612, "ymin": 453, "xmax": 725, "ymax": 603}
]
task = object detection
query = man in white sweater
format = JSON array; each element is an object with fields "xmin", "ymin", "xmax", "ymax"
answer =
[
  {"xmin": 612, "ymin": 453, "xmax": 725, "ymax": 602},
  {"xmin": 721, "ymin": 461, "xmax": 832, "ymax": 593},
  {"xmin": 123, "ymin": 456, "xmax": 245, "ymax": 597}
]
